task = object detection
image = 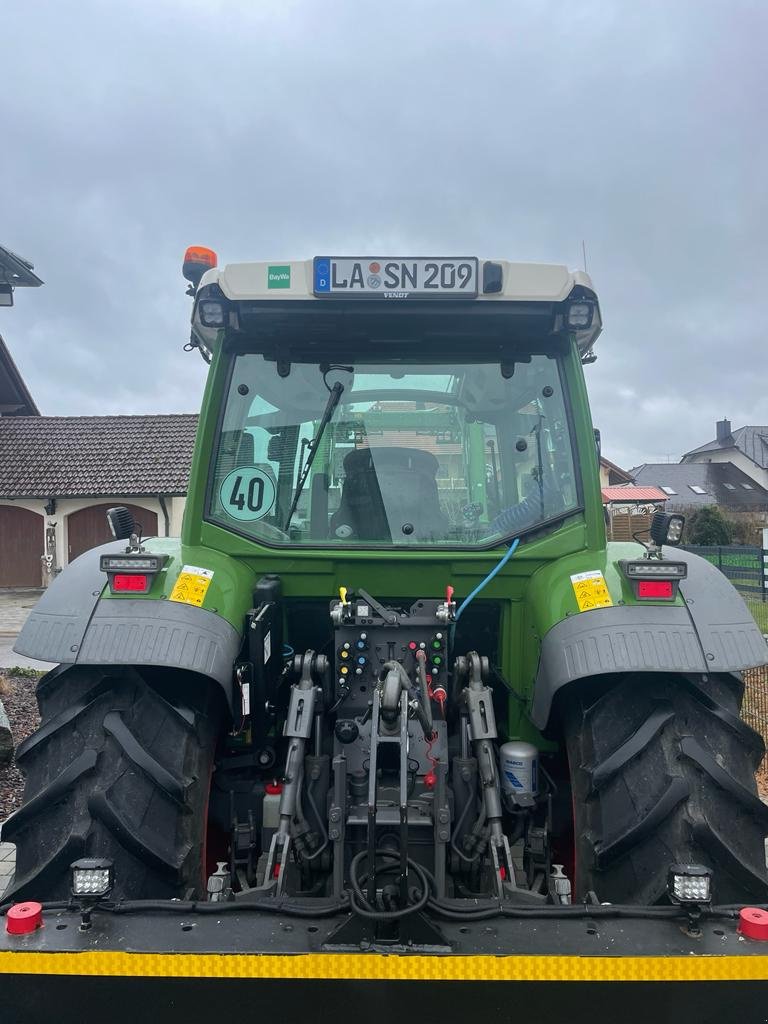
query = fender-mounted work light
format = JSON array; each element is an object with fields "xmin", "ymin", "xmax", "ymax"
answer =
[
  {"xmin": 106, "ymin": 505, "xmax": 135, "ymax": 541},
  {"xmin": 649, "ymin": 511, "xmax": 685, "ymax": 546},
  {"xmin": 183, "ymin": 245, "xmax": 218, "ymax": 288}
]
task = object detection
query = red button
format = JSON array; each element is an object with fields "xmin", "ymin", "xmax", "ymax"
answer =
[
  {"xmin": 6, "ymin": 902, "xmax": 43, "ymax": 935},
  {"xmin": 738, "ymin": 907, "xmax": 768, "ymax": 941},
  {"xmin": 265, "ymin": 781, "xmax": 283, "ymax": 795}
]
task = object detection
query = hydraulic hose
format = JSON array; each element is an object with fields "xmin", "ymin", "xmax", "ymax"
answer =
[
  {"xmin": 414, "ymin": 650, "xmax": 433, "ymax": 737},
  {"xmin": 454, "ymin": 537, "xmax": 520, "ymax": 621},
  {"xmin": 300, "ymin": 778, "xmax": 330, "ymax": 863},
  {"xmin": 348, "ymin": 850, "xmax": 431, "ymax": 920},
  {"xmin": 2, "ymin": 895, "xmax": 762, "ymax": 923}
]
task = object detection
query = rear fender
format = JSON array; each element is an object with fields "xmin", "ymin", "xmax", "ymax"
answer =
[
  {"xmin": 531, "ymin": 547, "xmax": 768, "ymax": 729},
  {"xmin": 14, "ymin": 542, "xmax": 242, "ymax": 714}
]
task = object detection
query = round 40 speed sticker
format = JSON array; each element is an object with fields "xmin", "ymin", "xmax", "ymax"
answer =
[{"xmin": 219, "ymin": 467, "xmax": 276, "ymax": 522}]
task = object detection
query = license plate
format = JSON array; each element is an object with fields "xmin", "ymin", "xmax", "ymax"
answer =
[{"xmin": 313, "ymin": 257, "xmax": 478, "ymax": 299}]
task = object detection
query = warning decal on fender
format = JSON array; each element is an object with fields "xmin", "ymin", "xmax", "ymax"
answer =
[
  {"xmin": 169, "ymin": 565, "xmax": 214, "ymax": 607},
  {"xmin": 570, "ymin": 570, "xmax": 613, "ymax": 612}
]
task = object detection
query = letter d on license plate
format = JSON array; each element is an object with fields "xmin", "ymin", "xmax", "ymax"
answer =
[{"xmin": 314, "ymin": 257, "xmax": 478, "ymax": 299}]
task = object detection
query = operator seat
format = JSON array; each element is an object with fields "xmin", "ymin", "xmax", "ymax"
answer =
[{"xmin": 329, "ymin": 447, "xmax": 448, "ymax": 542}]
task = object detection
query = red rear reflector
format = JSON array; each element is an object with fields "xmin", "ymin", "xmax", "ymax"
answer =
[
  {"xmin": 638, "ymin": 580, "xmax": 674, "ymax": 599},
  {"xmin": 113, "ymin": 574, "xmax": 148, "ymax": 592}
]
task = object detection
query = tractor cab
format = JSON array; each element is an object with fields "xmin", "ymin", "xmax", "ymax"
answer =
[{"xmin": 185, "ymin": 252, "xmax": 602, "ymax": 556}]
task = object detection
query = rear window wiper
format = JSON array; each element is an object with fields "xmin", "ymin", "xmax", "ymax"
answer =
[{"xmin": 284, "ymin": 380, "xmax": 345, "ymax": 530}]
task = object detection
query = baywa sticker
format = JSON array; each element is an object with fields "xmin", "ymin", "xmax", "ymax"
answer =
[
  {"xmin": 570, "ymin": 570, "xmax": 613, "ymax": 612},
  {"xmin": 170, "ymin": 565, "xmax": 214, "ymax": 607},
  {"xmin": 267, "ymin": 265, "xmax": 291, "ymax": 289},
  {"xmin": 220, "ymin": 467, "xmax": 276, "ymax": 522}
]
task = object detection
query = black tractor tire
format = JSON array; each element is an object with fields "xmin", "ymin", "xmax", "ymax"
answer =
[
  {"xmin": 2, "ymin": 665, "xmax": 224, "ymax": 902},
  {"xmin": 562, "ymin": 672, "xmax": 768, "ymax": 905}
]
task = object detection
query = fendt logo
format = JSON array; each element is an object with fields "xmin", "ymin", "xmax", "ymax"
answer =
[{"xmin": 267, "ymin": 265, "xmax": 291, "ymax": 289}]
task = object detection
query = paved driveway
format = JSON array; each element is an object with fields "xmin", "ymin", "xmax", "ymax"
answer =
[
  {"xmin": 0, "ymin": 589, "xmax": 56, "ymax": 670},
  {"xmin": 0, "ymin": 589, "xmax": 42, "ymax": 635}
]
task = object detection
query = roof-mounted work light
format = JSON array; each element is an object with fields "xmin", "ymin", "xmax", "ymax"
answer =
[
  {"xmin": 567, "ymin": 300, "xmax": 595, "ymax": 330},
  {"xmin": 198, "ymin": 298, "xmax": 226, "ymax": 328}
]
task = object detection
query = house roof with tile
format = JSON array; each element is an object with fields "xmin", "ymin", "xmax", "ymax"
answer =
[
  {"xmin": 0, "ymin": 414, "xmax": 199, "ymax": 498},
  {"xmin": 630, "ymin": 461, "xmax": 768, "ymax": 509}
]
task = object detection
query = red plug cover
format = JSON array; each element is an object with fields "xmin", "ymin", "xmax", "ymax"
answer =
[
  {"xmin": 6, "ymin": 902, "xmax": 43, "ymax": 935},
  {"xmin": 739, "ymin": 907, "xmax": 768, "ymax": 941}
]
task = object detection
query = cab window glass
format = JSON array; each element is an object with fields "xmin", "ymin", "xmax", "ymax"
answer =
[{"xmin": 208, "ymin": 355, "xmax": 580, "ymax": 547}]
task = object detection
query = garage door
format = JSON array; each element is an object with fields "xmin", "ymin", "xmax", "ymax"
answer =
[
  {"xmin": 0, "ymin": 506, "xmax": 43, "ymax": 587},
  {"xmin": 67, "ymin": 503, "xmax": 159, "ymax": 562}
]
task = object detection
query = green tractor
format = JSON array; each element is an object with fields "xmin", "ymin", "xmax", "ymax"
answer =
[{"xmin": 3, "ymin": 252, "xmax": 768, "ymax": 1011}]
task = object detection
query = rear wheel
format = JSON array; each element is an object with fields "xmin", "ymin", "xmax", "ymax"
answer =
[
  {"xmin": 3, "ymin": 666, "xmax": 223, "ymax": 902},
  {"xmin": 562, "ymin": 673, "xmax": 768, "ymax": 905}
]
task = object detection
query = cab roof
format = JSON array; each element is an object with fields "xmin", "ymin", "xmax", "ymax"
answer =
[
  {"xmin": 190, "ymin": 257, "xmax": 602, "ymax": 361},
  {"xmin": 200, "ymin": 258, "xmax": 597, "ymax": 305}
]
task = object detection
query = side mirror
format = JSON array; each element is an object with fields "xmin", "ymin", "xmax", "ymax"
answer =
[{"xmin": 593, "ymin": 427, "xmax": 601, "ymax": 463}]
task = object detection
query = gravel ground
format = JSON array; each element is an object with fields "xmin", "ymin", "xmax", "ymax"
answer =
[{"xmin": 0, "ymin": 670, "xmax": 41, "ymax": 820}]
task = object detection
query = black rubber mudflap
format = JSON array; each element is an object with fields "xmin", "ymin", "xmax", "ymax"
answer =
[
  {"xmin": 2, "ymin": 665, "xmax": 222, "ymax": 901},
  {"xmin": 563, "ymin": 673, "xmax": 768, "ymax": 904}
]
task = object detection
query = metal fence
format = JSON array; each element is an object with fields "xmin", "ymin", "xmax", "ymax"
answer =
[
  {"xmin": 681, "ymin": 548, "xmax": 768, "ymax": 775},
  {"xmin": 682, "ymin": 544, "xmax": 768, "ymax": 633},
  {"xmin": 681, "ymin": 544, "xmax": 766, "ymax": 599},
  {"xmin": 742, "ymin": 665, "xmax": 768, "ymax": 780}
]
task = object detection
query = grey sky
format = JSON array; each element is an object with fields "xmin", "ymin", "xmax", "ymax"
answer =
[{"xmin": 2, "ymin": 0, "xmax": 766, "ymax": 470}]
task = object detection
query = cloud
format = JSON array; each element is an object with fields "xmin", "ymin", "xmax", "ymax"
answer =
[{"xmin": 2, "ymin": 0, "xmax": 766, "ymax": 468}]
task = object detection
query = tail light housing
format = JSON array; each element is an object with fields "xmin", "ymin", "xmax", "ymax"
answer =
[
  {"xmin": 100, "ymin": 553, "xmax": 168, "ymax": 595},
  {"xmin": 620, "ymin": 559, "xmax": 687, "ymax": 601}
]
